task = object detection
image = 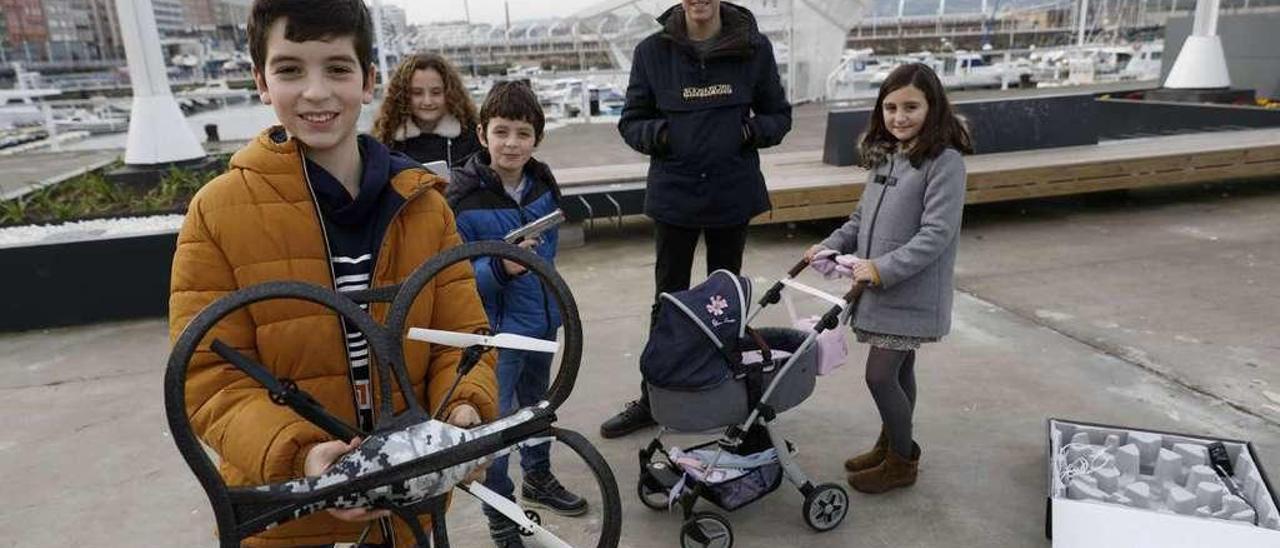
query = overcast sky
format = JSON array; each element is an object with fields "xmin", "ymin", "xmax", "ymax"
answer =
[{"xmin": 388, "ymin": 0, "xmax": 658, "ymax": 26}]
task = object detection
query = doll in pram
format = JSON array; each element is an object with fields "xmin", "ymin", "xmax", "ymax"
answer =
[
  {"xmin": 165, "ymin": 241, "xmax": 621, "ymax": 547},
  {"xmin": 635, "ymin": 262, "xmax": 862, "ymax": 548}
]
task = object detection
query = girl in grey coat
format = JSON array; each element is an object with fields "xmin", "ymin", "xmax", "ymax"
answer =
[{"xmin": 805, "ymin": 63, "xmax": 972, "ymax": 494}]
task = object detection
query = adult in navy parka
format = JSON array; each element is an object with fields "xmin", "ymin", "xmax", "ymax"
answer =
[{"xmin": 602, "ymin": 0, "xmax": 792, "ymax": 439}]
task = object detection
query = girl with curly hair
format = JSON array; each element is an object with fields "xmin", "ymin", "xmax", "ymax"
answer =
[{"xmin": 372, "ymin": 53, "xmax": 482, "ymax": 168}]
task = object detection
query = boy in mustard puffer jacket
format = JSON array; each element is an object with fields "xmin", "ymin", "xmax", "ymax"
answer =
[{"xmin": 167, "ymin": 1, "xmax": 497, "ymax": 545}]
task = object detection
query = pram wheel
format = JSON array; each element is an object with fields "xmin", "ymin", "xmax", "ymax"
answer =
[
  {"xmin": 679, "ymin": 511, "xmax": 733, "ymax": 548},
  {"xmin": 518, "ymin": 509, "xmax": 540, "ymax": 536},
  {"xmin": 802, "ymin": 483, "xmax": 849, "ymax": 532},
  {"xmin": 637, "ymin": 475, "xmax": 670, "ymax": 511}
]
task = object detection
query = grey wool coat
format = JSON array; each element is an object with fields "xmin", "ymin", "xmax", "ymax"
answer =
[{"xmin": 821, "ymin": 147, "xmax": 967, "ymax": 339}]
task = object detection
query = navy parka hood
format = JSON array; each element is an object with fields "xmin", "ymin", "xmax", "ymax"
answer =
[
  {"xmin": 656, "ymin": 2, "xmax": 759, "ymax": 60},
  {"xmin": 446, "ymin": 149, "xmax": 561, "ymax": 208}
]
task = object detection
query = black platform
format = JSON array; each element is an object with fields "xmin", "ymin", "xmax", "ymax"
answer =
[
  {"xmin": 823, "ymin": 93, "xmax": 1099, "ymax": 167},
  {"xmin": 105, "ymin": 155, "xmax": 223, "ymax": 190},
  {"xmin": 1, "ymin": 230, "xmax": 176, "ymax": 331},
  {"xmin": 823, "ymin": 90, "xmax": 1280, "ymax": 167}
]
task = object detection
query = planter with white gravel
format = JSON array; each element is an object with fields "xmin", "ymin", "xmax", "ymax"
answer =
[{"xmin": 1, "ymin": 215, "xmax": 183, "ymax": 332}]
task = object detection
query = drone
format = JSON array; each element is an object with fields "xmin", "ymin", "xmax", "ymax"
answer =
[{"xmin": 165, "ymin": 241, "xmax": 622, "ymax": 547}]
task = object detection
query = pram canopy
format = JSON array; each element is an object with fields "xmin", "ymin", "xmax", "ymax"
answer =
[{"xmin": 641, "ymin": 270, "xmax": 755, "ymax": 392}]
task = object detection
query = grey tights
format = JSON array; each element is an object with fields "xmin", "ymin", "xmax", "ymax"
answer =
[{"xmin": 865, "ymin": 347, "xmax": 917, "ymax": 457}]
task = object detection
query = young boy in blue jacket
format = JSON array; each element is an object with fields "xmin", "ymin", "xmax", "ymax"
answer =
[{"xmin": 445, "ymin": 81, "xmax": 584, "ymax": 548}]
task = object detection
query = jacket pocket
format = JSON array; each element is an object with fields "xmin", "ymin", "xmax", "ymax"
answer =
[
  {"xmin": 663, "ymin": 114, "xmax": 693, "ymax": 165},
  {"xmin": 872, "ymin": 237, "xmax": 935, "ymax": 313},
  {"xmin": 650, "ymin": 168, "xmax": 707, "ymax": 199},
  {"xmin": 662, "ymin": 106, "xmax": 752, "ymax": 169}
]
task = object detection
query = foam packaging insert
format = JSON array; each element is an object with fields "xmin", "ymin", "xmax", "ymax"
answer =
[{"xmin": 1047, "ymin": 418, "xmax": 1280, "ymax": 547}]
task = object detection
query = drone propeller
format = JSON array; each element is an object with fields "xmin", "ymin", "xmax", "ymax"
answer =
[{"xmin": 406, "ymin": 328, "xmax": 559, "ymax": 354}]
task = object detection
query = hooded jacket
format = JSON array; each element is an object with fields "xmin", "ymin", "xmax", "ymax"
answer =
[
  {"xmin": 446, "ymin": 151, "xmax": 563, "ymax": 339},
  {"xmin": 618, "ymin": 1, "xmax": 792, "ymax": 227},
  {"xmin": 169, "ymin": 127, "xmax": 498, "ymax": 546},
  {"xmin": 388, "ymin": 113, "xmax": 483, "ymax": 169}
]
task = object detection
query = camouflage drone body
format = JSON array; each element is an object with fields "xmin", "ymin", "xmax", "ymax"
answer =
[{"xmin": 255, "ymin": 408, "xmax": 540, "ymax": 528}]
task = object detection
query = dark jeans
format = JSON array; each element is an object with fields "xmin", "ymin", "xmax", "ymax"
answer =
[
  {"xmin": 640, "ymin": 221, "xmax": 749, "ymax": 407},
  {"xmin": 483, "ymin": 348, "xmax": 553, "ymax": 498}
]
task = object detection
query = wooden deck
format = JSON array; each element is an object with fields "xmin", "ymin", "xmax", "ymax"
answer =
[{"xmin": 555, "ymin": 127, "xmax": 1280, "ymax": 225}]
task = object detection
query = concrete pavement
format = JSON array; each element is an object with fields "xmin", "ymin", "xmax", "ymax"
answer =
[{"xmin": 1, "ymin": 178, "xmax": 1278, "ymax": 546}]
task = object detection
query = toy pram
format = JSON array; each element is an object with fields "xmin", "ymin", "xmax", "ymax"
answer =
[
  {"xmin": 165, "ymin": 241, "xmax": 621, "ymax": 547},
  {"xmin": 636, "ymin": 261, "xmax": 863, "ymax": 547}
]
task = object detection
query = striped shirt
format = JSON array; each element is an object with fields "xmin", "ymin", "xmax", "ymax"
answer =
[
  {"xmin": 305, "ymin": 140, "xmax": 404, "ymax": 433},
  {"xmin": 333, "ymin": 254, "xmax": 376, "ymax": 430}
]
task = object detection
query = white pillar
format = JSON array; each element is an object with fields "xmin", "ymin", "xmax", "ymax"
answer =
[
  {"xmin": 372, "ymin": 0, "xmax": 390, "ymax": 87},
  {"xmin": 40, "ymin": 102, "xmax": 61, "ymax": 152},
  {"xmin": 1164, "ymin": 0, "xmax": 1230, "ymax": 88},
  {"xmin": 1077, "ymin": 0, "xmax": 1090, "ymax": 47},
  {"xmin": 788, "ymin": 0, "xmax": 796, "ymax": 103},
  {"xmin": 897, "ymin": 0, "xmax": 907, "ymax": 50},
  {"xmin": 116, "ymin": 0, "xmax": 204, "ymax": 165},
  {"xmin": 1191, "ymin": 0, "xmax": 1219, "ymax": 34},
  {"xmin": 1001, "ymin": 51, "xmax": 1010, "ymax": 90},
  {"xmin": 464, "ymin": 0, "xmax": 476, "ymax": 75}
]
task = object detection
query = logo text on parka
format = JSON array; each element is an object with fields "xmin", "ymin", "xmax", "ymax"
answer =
[{"xmin": 683, "ymin": 83, "xmax": 733, "ymax": 100}]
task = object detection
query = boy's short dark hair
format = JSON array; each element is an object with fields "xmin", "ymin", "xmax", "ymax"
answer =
[
  {"xmin": 479, "ymin": 81, "xmax": 546, "ymax": 144},
  {"xmin": 248, "ymin": 0, "xmax": 374, "ymax": 78}
]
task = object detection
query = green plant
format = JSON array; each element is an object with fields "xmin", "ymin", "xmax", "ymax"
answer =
[
  {"xmin": 0, "ymin": 154, "xmax": 228, "ymax": 227},
  {"xmin": 31, "ymin": 192, "xmax": 64, "ymax": 221},
  {"xmin": 0, "ymin": 196, "xmax": 29, "ymax": 225}
]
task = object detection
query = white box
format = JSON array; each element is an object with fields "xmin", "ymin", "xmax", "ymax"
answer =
[{"xmin": 1047, "ymin": 418, "xmax": 1280, "ymax": 547}]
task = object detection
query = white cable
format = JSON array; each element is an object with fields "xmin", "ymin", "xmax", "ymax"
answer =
[{"xmin": 1056, "ymin": 443, "xmax": 1115, "ymax": 485}]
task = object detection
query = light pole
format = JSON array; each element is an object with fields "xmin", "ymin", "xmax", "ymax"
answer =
[
  {"xmin": 372, "ymin": 0, "xmax": 390, "ymax": 88},
  {"xmin": 788, "ymin": 0, "xmax": 796, "ymax": 103},
  {"xmin": 463, "ymin": 0, "xmax": 476, "ymax": 76},
  {"xmin": 1077, "ymin": 0, "xmax": 1090, "ymax": 46}
]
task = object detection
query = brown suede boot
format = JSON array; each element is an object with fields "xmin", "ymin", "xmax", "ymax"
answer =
[
  {"xmin": 846, "ymin": 441, "xmax": 920, "ymax": 494},
  {"xmin": 843, "ymin": 429, "xmax": 888, "ymax": 473}
]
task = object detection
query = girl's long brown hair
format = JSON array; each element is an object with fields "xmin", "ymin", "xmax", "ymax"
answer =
[
  {"xmin": 372, "ymin": 53, "xmax": 478, "ymax": 144},
  {"xmin": 859, "ymin": 63, "xmax": 973, "ymax": 168}
]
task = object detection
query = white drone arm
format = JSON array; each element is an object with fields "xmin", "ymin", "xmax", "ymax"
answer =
[
  {"xmin": 463, "ymin": 482, "xmax": 573, "ymax": 548},
  {"xmin": 406, "ymin": 328, "xmax": 559, "ymax": 354}
]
